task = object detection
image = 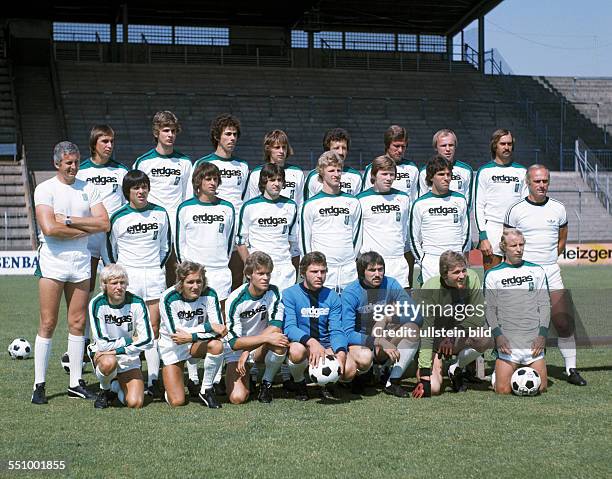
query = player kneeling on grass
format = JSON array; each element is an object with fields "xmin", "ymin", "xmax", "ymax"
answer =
[
  {"xmin": 158, "ymin": 261, "xmax": 227, "ymax": 408},
  {"xmin": 225, "ymin": 251, "xmax": 287, "ymax": 404},
  {"xmin": 89, "ymin": 264, "xmax": 153, "ymax": 409},
  {"xmin": 283, "ymin": 252, "xmax": 349, "ymax": 401},
  {"xmin": 342, "ymin": 251, "xmax": 423, "ymax": 397},
  {"xmin": 484, "ymin": 228, "xmax": 549, "ymax": 394},
  {"xmin": 413, "ymin": 251, "xmax": 493, "ymax": 398}
]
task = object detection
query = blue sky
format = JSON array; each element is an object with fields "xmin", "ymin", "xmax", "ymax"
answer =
[{"xmin": 478, "ymin": 0, "xmax": 612, "ymax": 77}]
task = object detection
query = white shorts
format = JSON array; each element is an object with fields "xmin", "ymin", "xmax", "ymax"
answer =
[
  {"xmin": 35, "ymin": 244, "xmax": 90, "ymax": 283},
  {"xmin": 224, "ymin": 341, "xmax": 256, "ymax": 364},
  {"xmin": 87, "ymin": 232, "xmax": 107, "ymax": 261},
  {"xmin": 419, "ymin": 253, "xmax": 441, "ymax": 285},
  {"xmin": 324, "ymin": 261, "xmax": 357, "ymax": 294},
  {"xmin": 89, "ymin": 344, "xmax": 142, "ymax": 374},
  {"xmin": 158, "ymin": 337, "xmax": 192, "ymax": 366},
  {"xmin": 498, "ymin": 348, "xmax": 544, "ymax": 366},
  {"xmin": 124, "ymin": 266, "xmax": 166, "ymax": 301},
  {"xmin": 205, "ymin": 267, "xmax": 232, "ymax": 301},
  {"xmin": 384, "ymin": 256, "xmax": 409, "ymax": 288},
  {"xmin": 116, "ymin": 353, "xmax": 142, "ymax": 374},
  {"xmin": 485, "ymin": 221, "xmax": 504, "ymax": 257},
  {"xmin": 271, "ymin": 262, "xmax": 297, "ymax": 292},
  {"xmin": 541, "ymin": 263, "xmax": 564, "ymax": 290}
]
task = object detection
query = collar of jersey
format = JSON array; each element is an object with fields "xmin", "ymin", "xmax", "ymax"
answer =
[
  {"xmin": 245, "ymin": 286, "xmax": 267, "ymax": 300},
  {"xmin": 127, "ymin": 203, "xmax": 153, "ymax": 213},
  {"xmin": 257, "ymin": 195, "xmax": 285, "ymax": 203},
  {"xmin": 504, "ymin": 260, "xmax": 525, "ymax": 268},
  {"xmin": 299, "ymin": 282, "xmax": 321, "ymax": 296},
  {"xmin": 492, "ymin": 160, "xmax": 515, "ymax": 168},
  {"xmin": 429, "ymin": 191, "xmax": 452, "ymax": 198},
  {"xmin": 180, "ymin": 292, "xmax": 201, "ymax": 303},
  {"xmin": 525, "ymin": 196, "xmax": 549, "ymax": 206},
  {"xmin": 195, "ymin": 196, "xmax": 220, "ymax": 205},
  {"xmin": 318, "ymin": 191, "xmax": 344, "ymax": 198},
  {"xmin": 83, "ymin": 157, "xmax": 115, "ymax": 168},
  {"xmin": 359, "ymin": 278, "xmax": 385, "ymax": 290},
  {"xmin": 210, "ymin": 153, "xmax": 234, "ymax": 162},
  {"xmin": 104, "ymin": 293, "xmax": 127, "ymax": 309}
]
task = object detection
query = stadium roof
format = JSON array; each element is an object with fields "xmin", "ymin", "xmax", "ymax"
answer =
[{"xmin": 7, "ymin": 0, "xmax": 503, "ymax": 36}]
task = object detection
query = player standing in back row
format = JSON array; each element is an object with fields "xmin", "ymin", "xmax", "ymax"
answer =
[
  {"xmin": 192, "ymin": 114, "xmax": 249, "ymax": 290},
  {"xmin": 504, "ymin": 165, "xmax": 586, "ymax": 386},
  {"xmin": 363, "ymin": 125, "xmax": 419, "ymax": 288},
  {"xmin": 474, "ymin": 129, "xmax": 527, "ymax": 271},
  {"xmin": 304, "ymin": 128, "xmax": 362, "ymax": 199},
  {"xmin": 76, "ymin": 124, "xmax": 128, "ymax": 292},
  {"xmin": 133, "ymin": 111, "xmax": 193, "ymax": 286}
]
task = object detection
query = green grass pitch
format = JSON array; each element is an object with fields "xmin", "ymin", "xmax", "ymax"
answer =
[{"xmin": 1, "ymin": 267, "xmax": 611, "ymax": 478}]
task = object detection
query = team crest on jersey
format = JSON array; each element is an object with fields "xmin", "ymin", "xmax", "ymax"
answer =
[
  {"xmin": 173, "ymin": 177, "xmax": 181, "ymax": 186},
  {"xmin": 344, "ymin": 215, "xmax": 350, "ymax": 225},
  {"xmin": 82, "ymin": 193, "xmax": 88, "ymax": 201},
  {"xmin": 112, "ymin": 184, "xmax": 119, "ymax": 193},
  {"xmin": 453, "ymin": 213, "xmax": 459, "ymax": 223},
  {"xmin": 396, "ymin": 212, "xmax": 401, "ymax": 222},
  {"xmin": 514, "ymin": 183, "xmax": 520, "ymax": 193},
  {"xmin": 528, "ymin": 282, "xmax": 534, "ymax": 291},
  {"xmin": 218, "ymin": 223, "xmax": 225, "ymax": 233}
]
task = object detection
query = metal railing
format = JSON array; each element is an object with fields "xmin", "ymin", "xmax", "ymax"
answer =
[{"xmin": 575, "ymin": 138, "xmax": 611, "ymax": 214}]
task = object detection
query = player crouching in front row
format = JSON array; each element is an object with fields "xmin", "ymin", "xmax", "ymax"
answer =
[
  {"xmin": 342, "ymin": 252, "xmax": 423, "ymax": 397},
  {"xmin": 225, "ymin": 252, "xmax": 287, "ymax": 404},
  {"xmin": 484, "ymin": 228, "xmax": 549, "ymax": 394},
  {"xmin": 158, "ymin": 261, "xmax": 227, "ymax": 408},
  {"xmin": 282, "ymin": 252, "xmax": 349, "ymax": 400},
  {"xmin": 89, "ymin": 264, "xmax": 153, "ymax": 409}
]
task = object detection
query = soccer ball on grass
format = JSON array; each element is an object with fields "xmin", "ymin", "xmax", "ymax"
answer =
[
  {"xmin": 511, "ymin": 367, "xmax": 541, "ymax": 396},
  {"xmin": 61, "ymin": 351, "xmax": 88, "ymax": 374},
  {"xmin": 308, "ymin": 355, "xmax": 341, "ymax": 385},
  {"xmin": 8, "ymin": 338, "xmax": 32, "ymax": 359}
]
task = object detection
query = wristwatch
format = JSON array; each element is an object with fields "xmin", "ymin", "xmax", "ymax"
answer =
[{"xmin": 64, "ymin": 216, "xmax": 72, "ymax": 226}]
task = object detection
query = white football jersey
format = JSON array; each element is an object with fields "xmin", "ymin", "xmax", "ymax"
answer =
[
  {"xmin": 236, "ymin": 195, "xmax": 298, "ymax": 264},
  {"xmin": 363, "ymin": 159, "xmax": 419, "ymax": 203},
  {"xmin": 357, "ymin": 188, "xmax": 410, "ymax": 258},
  {"xmin": 243, "ymin": 164, "xmax": 304, "ymax": 208},
  {"xmin": 484, "ymin": 261, "xmax": 550, "ymax": 347},
  {"xmin": 89, "ymin": 291, "xmax": 153, "ymax": 355},
  {"xmin": 133, "ymin": 148, "xmax": 193, "ymax": 216},
  {"xmin": 410, "ymin": 191, "xmax": 469, "ymax": 260},
  {"xmin": 225, "ymin": 283, "xmax": 284, "ymax": 349},
  {"xmin": 76, "ymin": 158, "xmax": 128, "ymax": 215},
  {"xmin": 504, "ymin": 197, "xmax": 567, "ymax": 265},
  {"xmin": 474, "ymin": 161, "xmax": 527, "ymax": 240},
  {"xmin": 417, "ymin": 160, "xmax": 473, "ymax": 204},
  {"xmin": 175, "ymin": 197, "xmax": 235, "ymax": 270},
  {"xmin": 107, "ymin": 203, "xmax": 171, "ymax": 268},
  {"xmin": 304, "ymin": 166, "xmax": 363, "ymax": 200},
  {"xmin": 159, "ymin": 285, "xmax": 223, "ymax": 347},
  {"xmin": 34, "ymin": 176, "xmax": 102, "ymax": 253},
  {"xmin": 193, "ymin": 153, "xmax": 249, "ymax": 214},
  {"xmin": 301, "ymin": 191, "xmax": 362, "ymax": 266}
]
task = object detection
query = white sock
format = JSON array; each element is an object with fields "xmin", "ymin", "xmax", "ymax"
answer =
[
  {"xmin": 34, "ymin": 335, "xmax": 52, "ymax": 386},
  {"xmin": 262, "ymin": 351, "xmax": 285, "ymax": 383},
  {"xmin": 387, "ymin": 339, "xmax": 418, "ymax": 386},
  {"xmin": 281, "ymin": 363, "xmax": 291, "ymax": 381},
  {"xmin": 213, "ymin": 358, "xmax": 224, "ymax": 385},
  {"xmin": 68, "ymin": 334, "xmax": 85, "ymax": 388},
  {"xmin": 144, "ymin": 340, "xmax": 160, "ymax": 386},
  {"xmin": 456, "ymin": 348, "xmax": 482, "ymax": 369},
  {"xmin": 558, "ymin": 335, "xmax": 577, "ymax": 373},
  {"xmin": 95, "ymin": 365, "xmax": 117, "ymax": 390},
  {"xmin": 202, "ymin": 353, "xmax": 224, "ymax": 391},
  {"xmin": 287, "ymin": 358, "xmax": 308, "ymax": 382},
  {"xmin": 186, "ymin": 358, "xmax": 200, "ymax": 384},
  {"xmin": 110, "ymin": 379, "xmax": 125, "ymax": 405}
]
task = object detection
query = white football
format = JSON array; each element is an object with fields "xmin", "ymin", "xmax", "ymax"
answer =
[
  {"xmin": 309, "ymin": 355, "xmax": 341, "ymax": 385},
  {"xmin": 61, "ymin": 351, "xmax": 88, "ymax": 374},
  {"xmin": 511, "ymin": 367, "xmax": 541, "ymax": 396},
  {"xmin": 8, "ymin": 338, "xmax": 32, "ymax": 360}
]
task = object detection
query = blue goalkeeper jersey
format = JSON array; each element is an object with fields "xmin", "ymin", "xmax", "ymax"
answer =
[
  {"xmin": 282, "ymin": 283, "xmax": 348, "ymax": 353},
  {"xmin": 341, "ymin": 276, "xmax": 423, "ymax": 347}
]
